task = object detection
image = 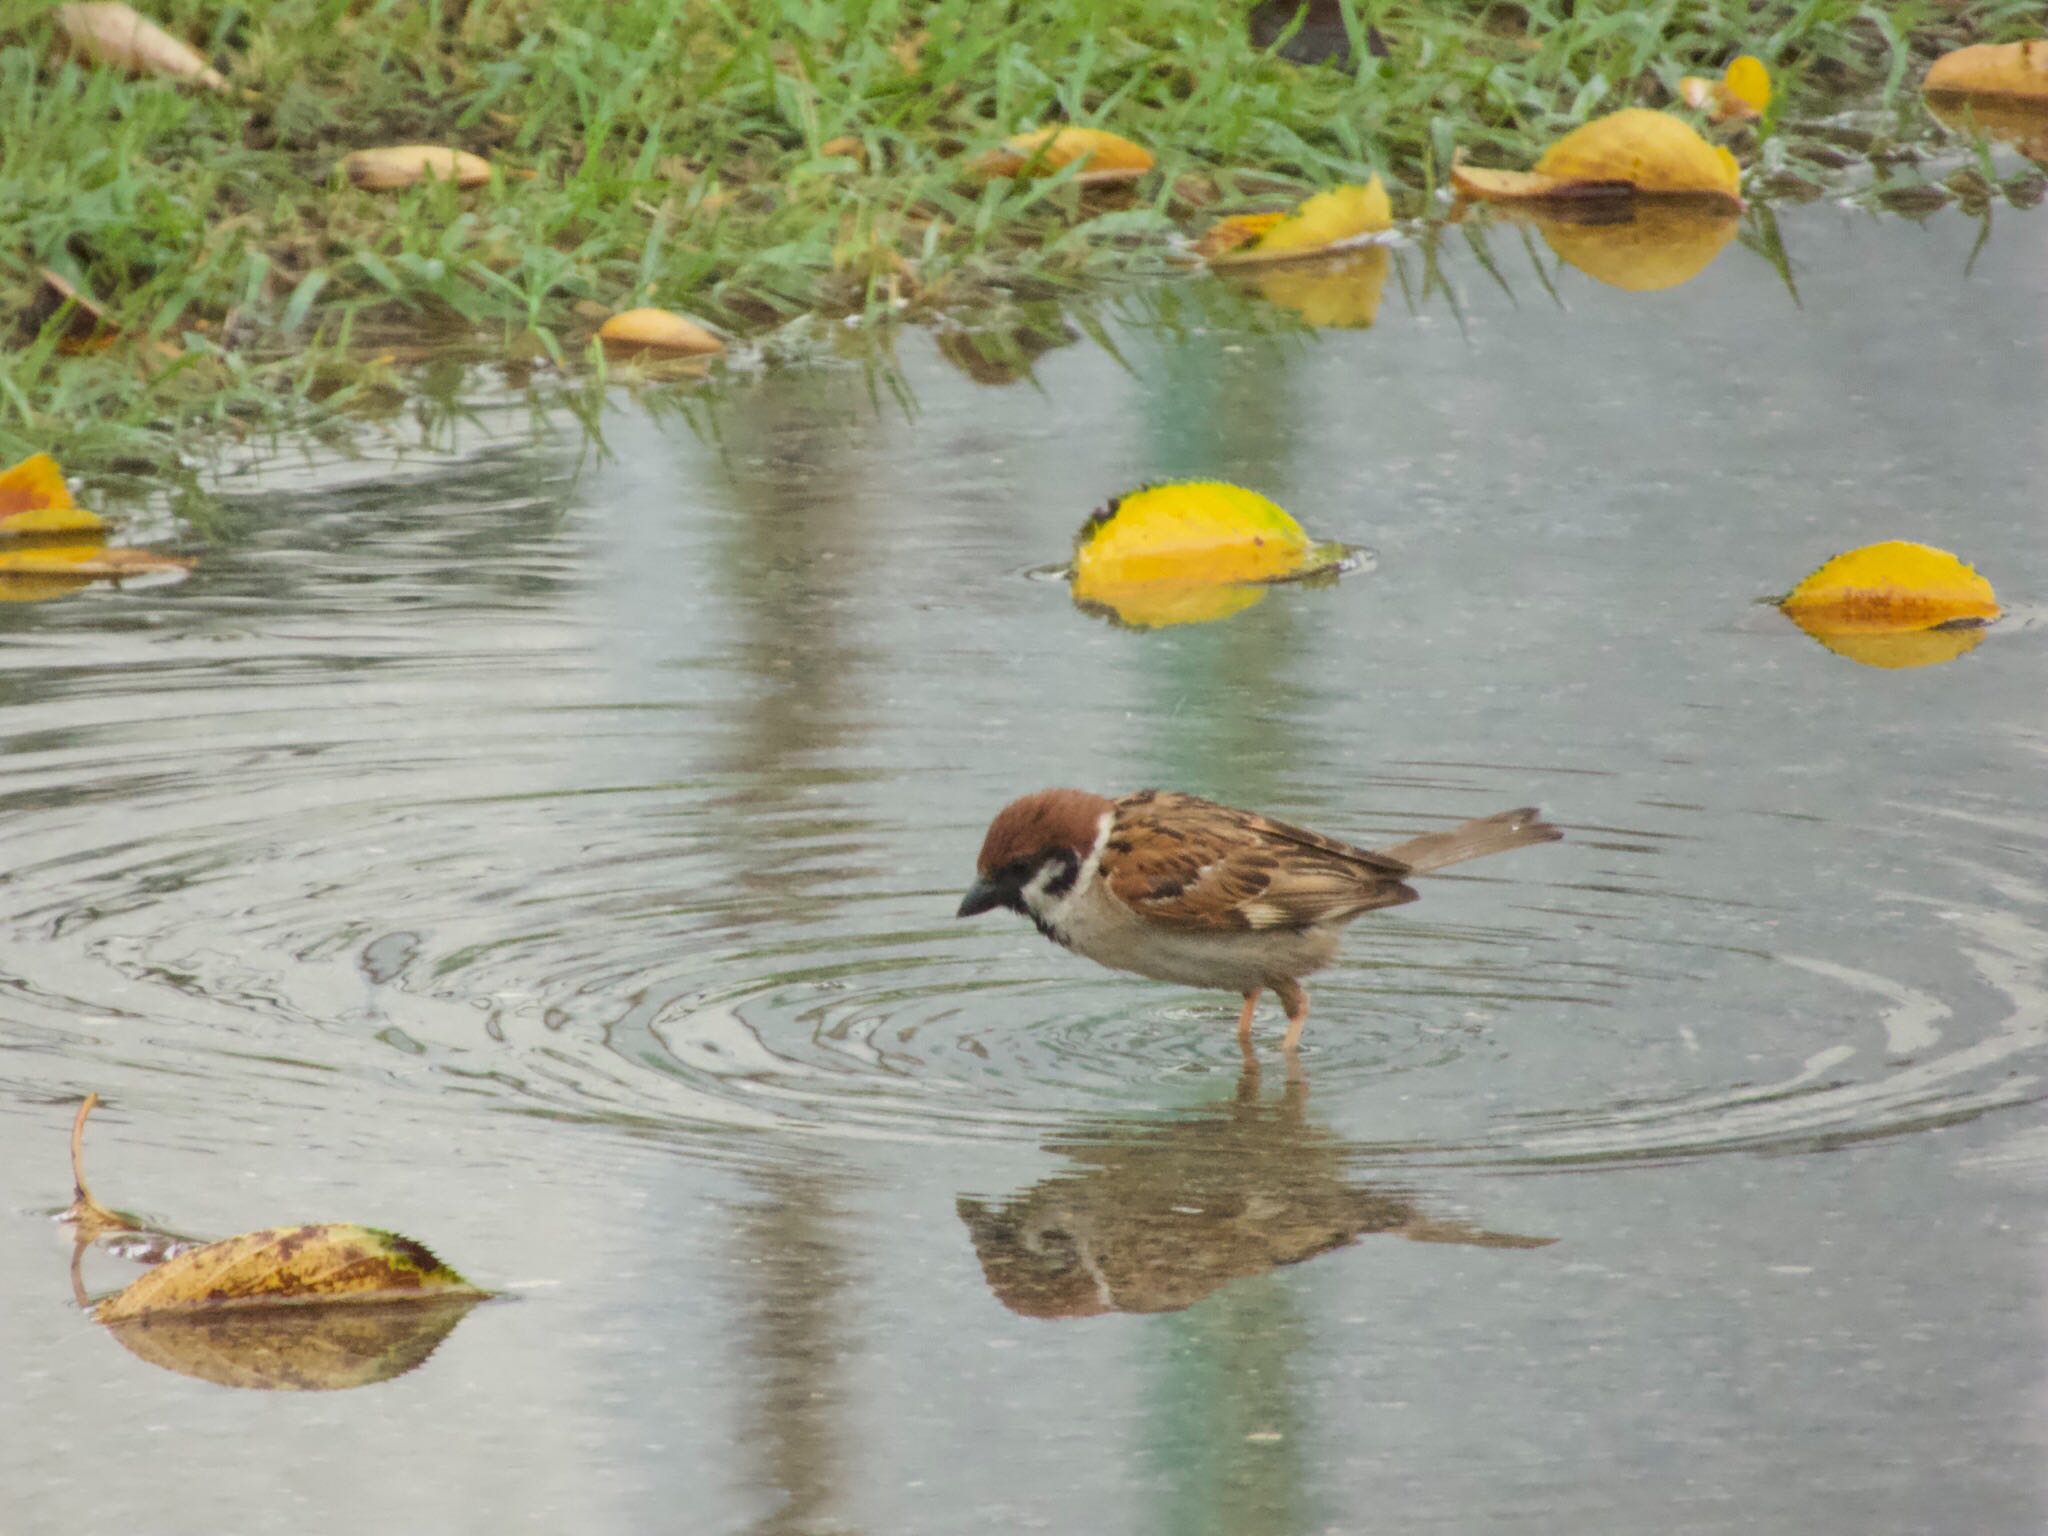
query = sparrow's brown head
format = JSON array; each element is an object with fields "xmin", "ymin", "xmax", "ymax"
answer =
[{"xmin": 958, "ymin": 788, "xmax": 1115, "ymax": 918}]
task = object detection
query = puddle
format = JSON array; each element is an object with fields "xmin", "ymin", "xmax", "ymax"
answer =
[{"xmin": 4, "ymin": 203, "xmax": 2046, "ymax": 1533}]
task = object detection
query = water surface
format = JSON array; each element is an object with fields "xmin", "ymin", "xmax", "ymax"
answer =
[{"xmin": 4, "ymin": 204, "xmax": 2046, "ymax": 1534}]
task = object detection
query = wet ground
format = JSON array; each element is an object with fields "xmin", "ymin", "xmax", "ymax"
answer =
[{"xmin": 4, "ymin": 202, "xmax": 2047, "ymax": 1533}]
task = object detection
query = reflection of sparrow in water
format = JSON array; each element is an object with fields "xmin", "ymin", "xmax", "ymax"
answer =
[
  {"xmin": 959, "ymin": 1060, "xmax": 1552, "ymax": 1319},
  {"xmin": 957, "ymin": 789, "xmax": 1559, "ymax": 1048}
]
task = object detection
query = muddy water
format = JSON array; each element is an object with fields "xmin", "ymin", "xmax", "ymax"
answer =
[{"xmin": 4, "ymin": 205, "xmax": 2046, "ymax": 1533}]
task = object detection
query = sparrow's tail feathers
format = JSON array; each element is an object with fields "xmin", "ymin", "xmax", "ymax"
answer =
[{"xmin": 1379, "ymin": 807, "xmax": 1560, "ymax": 875}]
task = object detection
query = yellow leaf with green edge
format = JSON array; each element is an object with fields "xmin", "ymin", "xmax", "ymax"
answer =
[
  {"xmin": 1074, "ymin": 482, "xmax": 1329, "ymax": 588},
  {"xmin": 1535, "ymin": 110, "xmax": 1742, "ymax": 201},
  {"xmin": 103, "ymin": 1297, "xmax": 484, "ymax": 1391},
  {"xmin": 1521, "ymin": 203, "xmax": 1739, "ymax": 292},
  {"xmin": 1924, "ymin": 39, "xmax": 2048, "ymax": 102},
  {"xmin": 977, "ymin": 127, "xmax": 1154, "ymax": 183},
  {"xmin": 1779, "ymin": 541, "xmax": 2000, "ymax": 632},
  {"xmin": 0, "ymin": 454, "xmax": 104, "ymax": 536},
  {"xmin": 1237, "ymin": 247, "xmax": 1388, "ymax": 327},
  {"xmin": 94, "ymin": 1224, "xmax": 489, "ymax": 1321},
  {"xmin": 1207, "ymin": 179, "xmax": 1391, "ymax": 267}
]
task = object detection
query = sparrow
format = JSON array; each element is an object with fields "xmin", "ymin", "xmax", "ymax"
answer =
[{"xmin": 957, "ymin": 789, "xmax": 1559, "ymax": 1050}]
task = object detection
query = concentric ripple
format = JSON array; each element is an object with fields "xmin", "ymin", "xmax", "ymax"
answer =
[{"xmin": 1, "ymin": 434, "xmax": 2045, "ymax": 1175}]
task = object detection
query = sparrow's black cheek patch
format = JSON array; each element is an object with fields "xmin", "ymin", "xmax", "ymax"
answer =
[{"xmin": 1040, "ymin": 851, "xmax": 1081, "ymax": 900}]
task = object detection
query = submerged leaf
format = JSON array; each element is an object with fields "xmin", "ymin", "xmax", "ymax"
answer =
[
  {"xmin": 1779, "ymin": 541, "xmax": 2000, "ymax": 630},
  {"xmin": 343, "ymin": 145, "xmax": 493, "ymax": 191},
  {"xmin": 29, "ymin": 269, "xmax": 120, "ymax": 354},
  {"xmin": 598, "ymin": 307, "xmax": 725, "ymax": 358},
  {"xmin": 54, "ymin": 2, "xmax": 226, "ymax": 91},
  {"xmin": 1203, "ymin": 179, "xmax": 1391, "ymax": 266},
  {"xmin": 104, "ymin": 1297, "xmax": 483, "ymax": 1391},
  {"xmin": 1454, "ymin": 110, "xmax": 1742, "ymax": 207},
  {"xmin": 0, "ymin": 454, "xmax": 104, "ymax": 536},
  {"xmin": 94, "ymin": 1224, "xmax": 489, "ymax": 1321},
  {"xmin": 977, "ymin": 126, "xmax": 1154, "ymax": 184}
]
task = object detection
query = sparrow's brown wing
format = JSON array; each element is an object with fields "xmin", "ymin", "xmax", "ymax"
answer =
[{"xmin": 1103, "ymin": 791, "xmax": 1417, "ymax": 932}]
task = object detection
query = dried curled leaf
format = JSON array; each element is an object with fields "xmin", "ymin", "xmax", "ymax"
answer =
[
  {"xmin": 94, "ymin": 1224, "xmax": 488, "ymax": 1322},
  {"xmin": 1779, "ymin": 541, "xmax": 2001, "ymax": 665},
  {"xmin": 344, "ymin": 145, "xmax": 492, "ymax": 191},
  {"xmin": 977, "ymin": 126, "xmax": 1154, "ymax": 184},
  {"xmin": 104, "ymin": 1297, "xmax": 482, "ymax": 1391},
  {"xmin": 1454, "ymin": 109, "xmax": 1742, "ymax": 207},
  {"xmin": 0, "ymin": 454, "xmax": 104, "ymax": 536},
  {"xmin": 1202, "ymin": 179, "xmax": 1391, "ymax": 267},
  {"xmin": 598, "ymin": 307, "xmax": 725, "ymax": 358},
  {"xmin": 55, "ymin": 2, "xmax": 226, "ymax": 91},
  {"xmin": 1070, "ymin": 482, "xmax": 1353, "ymax": 629},
  {"xmin": 1680, "ymin": 55, "xmax": 1771, "ymax": 122},
  {"xmin": 1924, "ymin": 39, "xmax": 2048, "ymax": 102}
]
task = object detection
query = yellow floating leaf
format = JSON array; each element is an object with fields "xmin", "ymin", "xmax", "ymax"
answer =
[
  {"xmin": 1456, "ymin": 110, "xmax": 1741, "ymax": 206},
  {"xmin": 0, "ymin": 543, "xmax": 188, "ymax": 578},
  {"xmin": 1536, "ymin": 109, "xmax": 1742, "ymax": 201},
  {"xmin": 1523, "ymin": 203, "xmax": 1740, "ymax": 291},
  {"xmin": 54, "ymin": 2, "xmax": 226, "ymax": 92},
  {"xmin": 94, "ymin": 1224, "xmax": 488, "ymax": 1322},
  {"xmin": 1204, "ymin": 179, "xmax": 1391, "ymax": 267},
  {"xmin": 1450, "ymin": 160, "xmax": 1632, "ymax": 203},
  {"xmin": 343, "ymin": 145, "xmax": 493, "ymax": 191},
  {"xmin": 1069, "ymin": 482, "xmax": 1352, "ymax": 629},
  {"xmin": 1191, "ymin": 211, "xmax": 1286, "ymax": 261},
  {"xmin": 1779, "ymin": 540, "xmax": 2000, "ymax": 631},
  {"xmin": 1924, "ymin": 39, "xmax": 2048, "ymax": 102},
  {"xmin": 977, "ymin": 126, "xmax": 1155, "ymax": 184},
  {"xmin": 104, "ymin": 1297, "xmax": 483, "ymax": 1391},
  {"xmin": 597, "ymin": 307, "xmax": 725, "ymax": 358},
  {"xmin": 0, "ymin": 454, "xmax": 104, "ymax": 536},
  {"xmin": 1238, "ymin": 246, "xmax": 1389, "ymax": 327}
]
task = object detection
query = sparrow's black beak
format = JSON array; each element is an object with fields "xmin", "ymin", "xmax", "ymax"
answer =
[{"xmin": 956, "ymin": 876, "xmax": 1005, "ymax": 918}]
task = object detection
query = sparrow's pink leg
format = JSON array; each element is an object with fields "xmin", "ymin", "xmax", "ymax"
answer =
[
  {"xmin": 1276, "ymin": 979, "xmax": 1309, "ymax": 1051},
  {"xmin": 1235, "ymin": 990, "xmax": 1261, "ymax": 1047}
]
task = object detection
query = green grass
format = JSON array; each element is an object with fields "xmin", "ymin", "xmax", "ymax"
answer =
[{"xmin": 1, "ymin": 0, "xmax": 2042, "ymax": 475}]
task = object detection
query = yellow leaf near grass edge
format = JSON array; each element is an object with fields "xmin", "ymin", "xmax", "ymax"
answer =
[
  {"xmin": 1924, "ymin": 39, "xmax": 2048, "ymax": 102},
  {"xmin": 977, "ymin": 127, "xmax": 1155, "ymax": 184},
  {"xmin": 1453, "ymin": 110, "xmax": 1742, "ymax": 207},
  {"xmin": 0, "ymin": 454, "xmax": 103, "ymax": 535},
  {"xmin": 1203, "ymin": 179, "xmax": 1393, "ymax": 267}
]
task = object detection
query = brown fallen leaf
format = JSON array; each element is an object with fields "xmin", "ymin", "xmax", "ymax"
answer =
[
  {"xmin": 597, "ymin": 306, "xmax": 725, "ymax": 358},
  {"xmin": 343, "ymin": 145, "xmax": 493, "ymax": 191},
  {"xmin": 55, "ymin": 1, "xmax": 226, "ymax": 91},
  {"xmin": 27, "ymin": 270, "xmax": 118, "ymax": 354},
  {"xmin": 94, "ymin": 1224, "xmax": 487, "ymax": 1321}
]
